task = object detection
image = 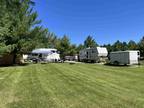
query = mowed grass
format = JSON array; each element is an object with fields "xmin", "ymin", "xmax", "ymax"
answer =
[{"xmin": 0, "ymin": 63, "xmax": 144, "ymax": 108}]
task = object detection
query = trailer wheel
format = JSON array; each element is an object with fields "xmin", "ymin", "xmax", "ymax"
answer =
[
  {"xmin": 113, "ymin": 61, "xmax": 119, "ymax": 65},
  {"xmin": 91, "ymin": 60, "xmax": 96, "ymax": 63}
]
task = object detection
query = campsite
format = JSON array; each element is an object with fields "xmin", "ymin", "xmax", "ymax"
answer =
[{"xmin": 0, "ymin": 63, "xmax": 144, "ymax": 108}]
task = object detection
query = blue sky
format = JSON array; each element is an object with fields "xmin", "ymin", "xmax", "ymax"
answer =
[{"xmin": 33, "ymin": 0, "xmax": 144, "ymax": 45}]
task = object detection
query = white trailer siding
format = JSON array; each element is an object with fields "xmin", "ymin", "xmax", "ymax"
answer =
[
  {"xmin": 46, "ymin": 53, "xmax": 60, "ymax": 62},
  {"xmin": 110, "ymin": 51, "xmax": 140, "ymax": 65}
]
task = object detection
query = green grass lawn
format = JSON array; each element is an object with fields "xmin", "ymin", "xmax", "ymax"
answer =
[{"xmin": 0, "ymin": 63, "xmax": 144, "ymax": 108}]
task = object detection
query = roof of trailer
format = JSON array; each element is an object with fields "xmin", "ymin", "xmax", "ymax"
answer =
[
  {"xmin": 83, "ymin": 47, "xmax": 108, "ymax": 53},
  {"xmin": 32, "ymin": 48, "xmax": 57, "ymax": 54},
  {"xmin": 110, "ymin": 50, "xmax": 140, "ymax": 53}
]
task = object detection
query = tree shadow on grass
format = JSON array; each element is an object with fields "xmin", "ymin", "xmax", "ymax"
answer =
[
  {"xmin": 104, "ymin": 63, "xmax": 142, "ymax": 68},
  {"xmin": 0, "ymin": 63, "xmax": 30, "ymax": 68},
  {"xmin": 104, "ymin": 63, "xmax": 131, "ymax": 67}
]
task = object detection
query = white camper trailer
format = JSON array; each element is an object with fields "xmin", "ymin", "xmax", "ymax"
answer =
[
  {"xmin": 110, "ymin": 50, "xmax": 140, "ymax": 65},
  {"xmin": 79, "ymin": 47, "xmax": 108, "ymax": 63},
  {"xmin": 29, "ymin": 48, "xmax": 60, "ymax": 62}
]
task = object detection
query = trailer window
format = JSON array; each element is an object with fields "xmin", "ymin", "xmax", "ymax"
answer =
[
  {"xmin": 39, "ymin": 54, "xmax": 42, "ymax": 58},
  {"xmin": 52, "ymin": 50, "xmax": 56, "ymax": 53},
  {"xmin": 32, "ymin": 53, "xmax": 38, "ymax": 56}
]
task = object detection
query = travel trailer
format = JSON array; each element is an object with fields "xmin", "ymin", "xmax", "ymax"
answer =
[
  {"xmin": 28, "ymin": 48, "xmax": 60, "ymax": 62},
  {"xmin": 110, "ymin": 50, "xmax": 140, "ymax": 65},
  {"xmin": 79, "ymin": 47, "xmax": 108, "ymax": 63}
]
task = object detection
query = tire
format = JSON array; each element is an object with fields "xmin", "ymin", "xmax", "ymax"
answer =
[
  {"xmin": 113, "ymin": 61, "xmax": 119, "ymax": 65},
  {"xmin": 124, "ymin": 64, "xmax": 127, "ymax": 66},
  {"xmin": 91, "ymin": 60, "xmax": 95, "ymax": 63}
]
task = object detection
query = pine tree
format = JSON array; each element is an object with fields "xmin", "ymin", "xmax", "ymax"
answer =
[
  {"xmin": 84, "ymin": 35, "xmax": 98, "ymax": 48},
  {"xmin": 0, "ymin": 0, "xmax": 48, "ymax": 64}
]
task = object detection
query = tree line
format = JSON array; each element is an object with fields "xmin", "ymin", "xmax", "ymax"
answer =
[
  {"xmin": 103, "ymin": 37, "xmax": 144, "ymax": 56},
  {"xmin": 0, "ymin": 0, "xmax": 144, "ymax": 64}
]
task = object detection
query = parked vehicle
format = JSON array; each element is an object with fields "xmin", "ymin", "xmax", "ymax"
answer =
[
  {"xmin": 65, "ymin": 55, "xmax": 78, "ymax": 61},
  {"xmin": 110, "ymin": 50, "xmax": 140, "ymax": 65},
  {"xmin": 28, "ymin": 48, "xmax": 60, "ymax": 63},
  {"xmin": 79, "ymin": 47, "xmax": 108, "ymax": 63}
]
